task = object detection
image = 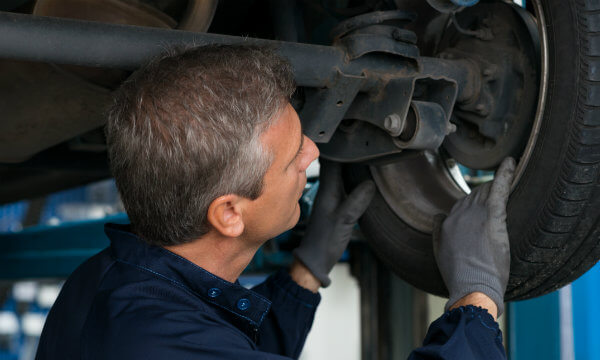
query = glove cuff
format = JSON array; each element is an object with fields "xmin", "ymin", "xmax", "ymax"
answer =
[{"xmin": 293, "ymin": 249, "xmax": 331, "ymax": 288}]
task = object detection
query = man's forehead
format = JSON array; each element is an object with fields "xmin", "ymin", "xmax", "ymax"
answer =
[{"xmin": 261, "ymin": 104, "xmax": 300, "ymax": 145}]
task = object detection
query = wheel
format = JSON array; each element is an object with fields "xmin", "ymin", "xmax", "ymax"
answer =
[{"xmin": 345, "ymin": 0, "xmax": 600, "ymax": 301}]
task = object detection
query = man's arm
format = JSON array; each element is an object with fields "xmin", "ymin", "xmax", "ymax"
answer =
[
  {"xmin": 450, "ymin": 292, "xmax": 498, "ymax": 320},
  {"xmin": 293, "ymin": 159, "xmax": 375, "ymax": 288},
  {"xmin": 409, "ymin": 157, "xmax": 515, "ymax": 359},
  {"xmin": 408, "ymin": 304, "xmax": 505, "ymax": 360},
  {"xmin": 251, "ymin": 269, "xmax": 321, "ymax": 359},
  {"xmin": 435, "ymin": 157, "xmax": 514, "ymax": 317},
  {"xmin": 252, "ymin": 160, "xmax": 374, "ymax": 358},
  {"xmin": 289, "ymin": 259, "xmax": 320, "ymax": 293}
]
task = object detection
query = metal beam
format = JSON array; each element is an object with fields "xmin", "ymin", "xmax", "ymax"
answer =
[
  {"xmin": 0, "ymin": 12, "xmax": 470, "ymax": 91},
  {"xmin": 0, "ymin": 11, "xmax": 347, "ymax": 88}
]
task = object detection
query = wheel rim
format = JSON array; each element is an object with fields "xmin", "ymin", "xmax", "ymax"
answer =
[{"xmin": 512, "ymin": 0, "xmax": 548, "ymax": 188}]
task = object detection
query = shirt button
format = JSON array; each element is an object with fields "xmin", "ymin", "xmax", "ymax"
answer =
[
  {"xmin": 207, "ymin": 288, "xmax": 222, "ymax": 298},
  {"xmin": 237, "ymin": 298, "xmax": 250, "ymax": 311}
]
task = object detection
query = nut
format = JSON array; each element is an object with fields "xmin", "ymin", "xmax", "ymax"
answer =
[
  {"xmin": 446, "ymin": 123, "xmax": 457, "ymax": 134},
  {"xmin": 384, "ymin": 113, "xmax": 405, "ymax": 135}
]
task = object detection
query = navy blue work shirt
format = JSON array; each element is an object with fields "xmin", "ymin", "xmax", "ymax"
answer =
[{"xmin": 36, "ymin": 223, "xmax": 507, "ymax": 359}]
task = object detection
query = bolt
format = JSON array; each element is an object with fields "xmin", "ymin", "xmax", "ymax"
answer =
[
  {"xmin": 446, "ymin": 158, "xmax": 457, "ymax": 168},
  {"xmin": 392, "ymin": 29, "xmax": 403, "ymax": 41},
  {"xmin": 384, "ymin": 113, "xmax": 404, "ymax": 135},
  {"xmin": 446, "ymin": 123, "xmax": 457, "ymax": 134},
  {"xmin": 475, "ymin": 103, "xmax": 489, "ymax": 116}
]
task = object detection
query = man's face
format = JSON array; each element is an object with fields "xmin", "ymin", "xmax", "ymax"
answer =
[{"xmin": 243, "ymin": 103, "xmax": 320, "ymax": 242}]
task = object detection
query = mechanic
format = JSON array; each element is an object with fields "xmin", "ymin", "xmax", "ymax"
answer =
[{"xmin": 36, "ymin": 44, "xmax": 514, "ymax": 360}]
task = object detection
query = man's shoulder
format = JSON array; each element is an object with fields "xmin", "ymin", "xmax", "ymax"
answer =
[
  {"xmin": 92, "ymin": 268, "xmax": 211, "ymax": 317},
  {"xmin": 81, "ymin": 285, "xmax": 258, "ymax": 359},
  {"xmin": 82, "ymin": 261, "xmax": 257, "ymax": 345}
]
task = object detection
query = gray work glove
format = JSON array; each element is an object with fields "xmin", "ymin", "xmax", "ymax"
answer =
[
  {"xmin": 433, "ymin": 157, "xmax": 516, "ymax": 316},
  {"xmin": 294, "ymin": 160, "xmax": 376, "ymax": 287}
]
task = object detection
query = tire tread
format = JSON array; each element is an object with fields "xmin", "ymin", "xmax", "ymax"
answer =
[{"xmin": 507, "ymin": 0, "xmax": 600, "ymax": 299}]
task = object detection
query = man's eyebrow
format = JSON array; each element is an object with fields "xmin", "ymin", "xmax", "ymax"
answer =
[{"xmin": 286, "ymin": 125, "xmax": 304, "ymax": 169}]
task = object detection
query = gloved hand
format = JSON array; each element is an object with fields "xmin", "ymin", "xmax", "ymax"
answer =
[
  {"xmin": 294, "ymin": 159, "xmax": 375, "ymax": 287},
  {"xmin": 433, "ymin": 157, "xmax": 516, "ymax": 316}
]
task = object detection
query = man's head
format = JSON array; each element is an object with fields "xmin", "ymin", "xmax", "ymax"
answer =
[{"xmin": 106, "ymin": 44, "xmax": 317, "ymax": 247}]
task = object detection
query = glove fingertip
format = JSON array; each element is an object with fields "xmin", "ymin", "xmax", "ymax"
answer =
[
  {"xmin": 488, "ymin": 157, "xmax": 516, "ymax": 209},
  {"xmin": 355, "ymin": 180, "xmax": 376, "ymax": 202},
  {"xmin": 500, "ymin": 157, "xmax": 516, "ymax": 174},
  {"xmin": 494, "ymin": 157, "xmax": 516, "ymax": 187}
]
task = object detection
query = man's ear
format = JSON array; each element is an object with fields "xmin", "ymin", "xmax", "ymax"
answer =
[{"xmin": 206, "ymin": 194, "xmax": 246, "ymax": 238}]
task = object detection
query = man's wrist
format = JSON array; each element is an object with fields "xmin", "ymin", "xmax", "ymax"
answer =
[
  {"xmin": 289, "ymin": 259, "xmax": 321, "ymax": 293},
  {"xmin": 448, "ymin": 292, "xmax": 499, "ymax": 320}
]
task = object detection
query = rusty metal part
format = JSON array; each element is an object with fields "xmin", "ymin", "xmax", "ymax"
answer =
[
  {"xmin": 332, "ymin": 11, "xmax": 419, "ymax": 61},
  {"xmin": 331, "ymin": 10, "xmax": 417, "ymax": 40},
  {"xmin": 301, "ymin": 70, "xmax": 366, "ymax": 142},
  {"xmin": 441, "ymin": 2, "xmax": 540, "ymax": 169},
  {"xmin": 368, "ymin": 0, "xmax": 544, "ymax": 235},
  {"xmin": 0, "ymin": 10, "xmax": 480, "ymax": 163},
  {"xmin": 393, "ymin": 101, "xmax": 451, "ymax": 150}
]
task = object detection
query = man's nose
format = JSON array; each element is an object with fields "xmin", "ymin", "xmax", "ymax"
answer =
[
  {"xmin": 305, "ymin": 136, "xmax": 320, "ymax": 163},
  {"xmin": 300, "ymin": 135, "xmax": 320, "ymax": 172}
]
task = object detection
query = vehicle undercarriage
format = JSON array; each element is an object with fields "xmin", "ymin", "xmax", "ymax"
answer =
[{"xmin": 0, "ymin": 0, "xmax": 599, "ymax": 301}]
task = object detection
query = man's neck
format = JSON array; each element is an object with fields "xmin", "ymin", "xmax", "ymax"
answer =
[{"xmin": 163, "ymin": 232, "xmax": 259, "ymax": 283}]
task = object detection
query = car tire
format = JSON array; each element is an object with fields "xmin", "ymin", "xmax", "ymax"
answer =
[{"xmin": 344, "ymin": 0, "xmax": 600, "ymax": 301}]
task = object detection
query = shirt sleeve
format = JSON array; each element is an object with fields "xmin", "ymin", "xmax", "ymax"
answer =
[
  {"xmin": 408, "ymin": 305, "xmax": 507, "ymax": 360},
  {"xmin": 251, "ymin": 269, "xmax": 321, "ymax": 359}
]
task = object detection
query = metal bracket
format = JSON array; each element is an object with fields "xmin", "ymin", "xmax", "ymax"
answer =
[
  {"xmin": 319, "ymin": 75, "xmax": 458, "ymax": 162},
  {"xmin": 336, "ymin": 26, "xmax": 420, "ymax": 61},
  {"xmin": 300, "ymin": 69, "xmax": 366, "ymax": 143},
  {"xmin": 332, "ymin": 10, "xmax": 420, "ymax": 61}
]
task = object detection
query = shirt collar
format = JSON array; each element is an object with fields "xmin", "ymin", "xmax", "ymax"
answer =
[{"xmin": 104, "ymin": 223, "xmax": 271, "ymax": 328}]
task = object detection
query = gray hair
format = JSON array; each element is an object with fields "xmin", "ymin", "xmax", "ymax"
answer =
[{"xmin": 105, "ymin": 44, "xmax": 296, "ymax": 246}]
